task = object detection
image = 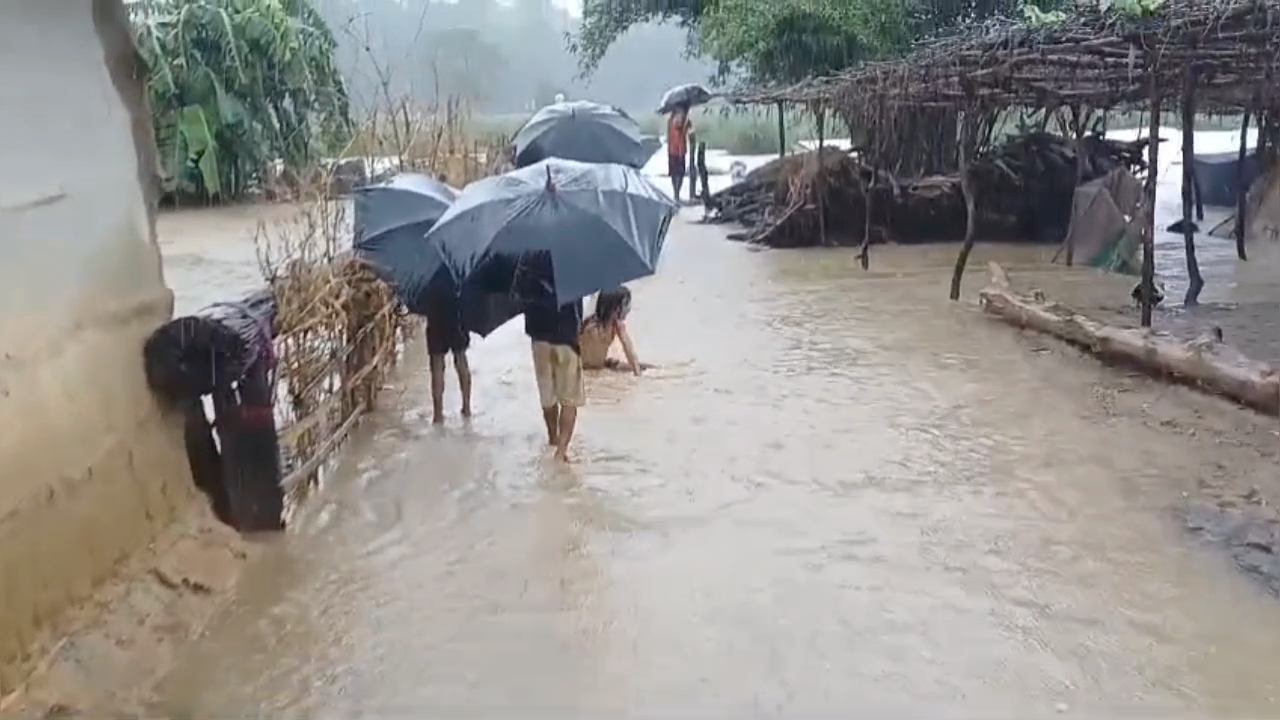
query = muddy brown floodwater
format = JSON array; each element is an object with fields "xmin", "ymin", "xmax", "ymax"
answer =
[{"xmin": 149, "ymin": 208, "xmax": 1280, "ymax": 717}]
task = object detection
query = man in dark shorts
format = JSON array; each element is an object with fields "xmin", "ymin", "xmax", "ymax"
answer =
[
  {"xmin": 425, "ymin": 294, "xmax": 472, "ymax": 424},
  {"xmin": 524, "ymin": 296, "xmax": 584, "ymax": 462}
]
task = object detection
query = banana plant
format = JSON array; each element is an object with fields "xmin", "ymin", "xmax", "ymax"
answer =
[{"xmin": 130, "ymin": 0, "xmax": 351, "ymax": 202}]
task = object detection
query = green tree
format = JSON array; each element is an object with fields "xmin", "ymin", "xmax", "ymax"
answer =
[
  {"xmin": 131, "ymin": 0, "xmax": 352, "ymax": 201},
  {"xmin": 697, "ymin": 0, "xmax": 915, "ymax": 85},
  {"xmin": 571, "ymin": 0, "xmax": 1041, "ymax": 84}
]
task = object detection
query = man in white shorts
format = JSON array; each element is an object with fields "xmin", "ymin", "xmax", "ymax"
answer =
[{"xmin": 524, "ymin": 296, "xmax": 585, "ymax": 462}]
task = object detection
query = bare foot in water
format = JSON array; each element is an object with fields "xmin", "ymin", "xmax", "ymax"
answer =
[
  {"xmin": 432, "ymin": 412, "xmax": 445, "ymax": 425},
  {"xmin": 554, "ymin": 447, "xmax": 572, "ymax": 463},
  {"xmin": 460, "ymin": 403, "xmax": 472, "ymax": 419}
]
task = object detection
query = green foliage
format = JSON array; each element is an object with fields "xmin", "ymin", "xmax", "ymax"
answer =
[
  {"xmin": 1020, "ymin": 2, "xmax": 1067, "ymax": 26},
  {"xmin": 570, "ymin": 0, "xmax": 713, "ymax": 75},
  {"xmin": 131, "ymin": 0, "xmax": 352, "ymax": 201},
  {"xmin": 570, "ymin": 0, "xmax": 1039, "ymax": 87},
  {"xmin": 698, "ymin": 0, "xmax": 915, "ymax": 85},
  {"xmin": 1103, "ymin": 0, "xmax": 1165, "ymax": 16}
]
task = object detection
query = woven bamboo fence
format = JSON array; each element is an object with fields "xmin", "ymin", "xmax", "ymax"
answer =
[{"xmin": 259, "ymin": 104, "xmax": 509, "ymax": 513}]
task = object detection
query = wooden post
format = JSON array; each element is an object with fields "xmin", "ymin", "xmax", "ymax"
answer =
[
  {"xmin": 950, "ymin": 110, "xmax": 979, "ymax": 301},
  {"xmin": 1236, "ymin": 110, "xmax": 1251, "ymax": 261},
  {"xmin": 687, "ymin": 130, "xmax": 699, "ymax": 201},
  {"xmin": 815, "ymin": 104, "xmax": 828, "ymax": 246},
  {"xmin": 776, "ymin": 101, "xmax": 786, "ymax": 157},
  {"xmin": 860, "ymin": 126, "xmax": 875, "ymax": 270},
  {"xmin": 1191, "ymin": 164, "xmax": 1204, "ymax": 221},
  {"xmin": 1181, "ymin": 68, "xmax": 1204, "ymax": 305},
  {"xmin": 696, "ymin": 141, "xmax": 709, "ymax": 207},
  {"xmin": 1139, "ymin": 84, "xmax": 1163, "ymax": 328},
  {"xmin": 1066, "ymin": 106, "xmax": 1086, "ymax": 267}
]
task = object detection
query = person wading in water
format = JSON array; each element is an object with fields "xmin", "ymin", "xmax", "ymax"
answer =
[
  {"xmin": 424, "ymin": 293, "xmax": 472, "ymax": 424},
  {"xmin": 580, "ymin": 287, "xmax": 648, "ymax": 375},
  {"xmin": 667, "ymin": 104, "xmax": 693, "ymax": 202},
  {"xmin": 525, "ymin": 295, "xmax": 585, "ymax": 462}
]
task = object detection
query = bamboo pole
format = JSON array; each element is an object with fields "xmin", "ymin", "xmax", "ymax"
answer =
[
  {"xmin": 1181, "ymin": 68, "xmax": 1205, "ymax": 305},
  {"xmin": 861, "ymin": 161, "xmax": 874, "ymax": 270},
  {"xmin": 815, "ymin": 104, "xmax": 828, "ymax": 246},
  {"xmin": 1236, "ymin": 109, "xmax": 1251, "ymax": 261},
  {"xmin": 776, "ymin": 101, "xmax": 786, "ymax": 157},
  {"xmin": 949, "ymin": 110, "xmax": 979, "ymax": 301},
  {"xmin": 1139, "ymin": 84, "xmax": 1163, "ymax": 327},
  {"xmin": 1066, "ymin": 105, "xmax": 1086, "ymax": 267}
]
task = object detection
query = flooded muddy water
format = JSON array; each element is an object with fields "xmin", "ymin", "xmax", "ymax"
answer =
[{"xmin": 147, "ymin": 198, "xmax": 1280, "ymax": 715}]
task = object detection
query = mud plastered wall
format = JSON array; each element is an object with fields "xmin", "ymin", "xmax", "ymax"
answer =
[{"xmin": 0, "ymin": 0, "xmax": 196, "ymax": 691}]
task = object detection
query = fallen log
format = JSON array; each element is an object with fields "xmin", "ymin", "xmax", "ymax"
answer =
[{"xmin": 978, "ymin": 262, "xmax": 1280, "ymax": 415}]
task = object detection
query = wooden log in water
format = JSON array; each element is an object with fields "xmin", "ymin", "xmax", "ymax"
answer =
[
  {"xmin": 142, "ymin": 289, "xmax": 276, "ymax": 401},
  {"xmin": 978, "ymin": 262, "xmax": 1280, "ymax": 416}
]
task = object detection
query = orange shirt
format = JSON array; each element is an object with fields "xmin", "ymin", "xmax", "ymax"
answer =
[{"xmin": 667, "ymin": 113, "xmax": 692, "ymax": 157}]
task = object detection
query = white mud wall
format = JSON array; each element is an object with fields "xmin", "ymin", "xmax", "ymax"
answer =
[{"xmin": 0, "ymin": 0, "xmax": 198, "ymax": 692}]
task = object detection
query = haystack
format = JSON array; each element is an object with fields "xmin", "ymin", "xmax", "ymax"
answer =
[{"xmin": 706, "ymin": 132, "xmax": 1148, "ymax": 248}]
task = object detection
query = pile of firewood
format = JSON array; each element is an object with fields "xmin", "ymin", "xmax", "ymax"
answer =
[{"xmin": 705, "ymin": 131, "xmax": 1150, "ymax": 248}]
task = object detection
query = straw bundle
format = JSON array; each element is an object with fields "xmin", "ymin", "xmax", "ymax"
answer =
[{"xmin": 255, "ymin": 182, "xmax": 406, "ymax": 506}]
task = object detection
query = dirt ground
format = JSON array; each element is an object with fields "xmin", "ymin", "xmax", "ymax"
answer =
[{"xmin": 0, "ymin": 510, "xmax": 257, "ymax": 718}]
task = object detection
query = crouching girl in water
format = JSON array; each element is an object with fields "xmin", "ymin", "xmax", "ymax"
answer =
[{"xmin": 580, "ymin": 287, "xmax": 651, "ymax": 375}]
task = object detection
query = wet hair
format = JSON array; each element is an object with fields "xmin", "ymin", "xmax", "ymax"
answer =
[{"xmin": 593, "ymin": 287, "xmax": 632, "ymax": 324}]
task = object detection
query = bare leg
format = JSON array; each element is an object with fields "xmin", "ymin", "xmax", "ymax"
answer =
[
  {"xmin": 428, "ymin": 354, "xmax": 446, "ymax": 424},
  {"xmin": 554, "ymin": 405, "xmax": 577, "ymax": 462},
  {"xmin": 542, "ymin": 405, "xmax": 559, "ymax": 446},
  {"xmin": 673, "ymin": 174, "xmax": 685, "ymax": 203},
  {"xmin": 453, "ymin": 350, "xmax": 472, "ymax": 418}
]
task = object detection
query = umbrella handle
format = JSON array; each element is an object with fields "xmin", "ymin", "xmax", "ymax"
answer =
[{"xmin": 545, "ymin": 165, "xmax": 555, "ymax": 192}]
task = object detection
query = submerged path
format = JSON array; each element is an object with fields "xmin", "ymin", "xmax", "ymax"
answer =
[{"xmin": 155, "ymin": 214, "xmax": 1280, "ymax": 716}]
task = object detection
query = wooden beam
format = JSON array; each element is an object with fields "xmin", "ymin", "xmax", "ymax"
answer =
[
  {"xmin": 1140, "ymin": 85, "xmax": 1163, "ymax": 328},
  {"xmin": 776, "ymin": 101, "xmax": 786, "ymax": 157},
  {"xmin": 949, "ymin": 110, "xmax": 979, "ymax": 301},
  {"xmin": 1236, "ymin": 109, "xmax": 1251, "ymax": 261}
]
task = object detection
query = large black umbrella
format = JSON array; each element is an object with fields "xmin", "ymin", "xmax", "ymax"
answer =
[
  {"xmin": 512, "ymin": 100, "xmax": 655, "ymax": 169},
  {"xmin": 426, "ymin": 158, "xmax": 678, "ymax": 334},
  {"xmin": 352, "ymin": 173, "xmax": 457, "ymax": 313},
  {"xmin": 658, "ymin": 83, "xmax": 713, "ymax": 114}
]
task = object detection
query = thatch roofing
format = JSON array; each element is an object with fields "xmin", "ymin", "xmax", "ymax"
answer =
[{"xmin": 729, "ymin": 0, "xmax": 1280, "ymax": 115}]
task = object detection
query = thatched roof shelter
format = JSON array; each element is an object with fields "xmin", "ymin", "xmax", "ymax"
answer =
[
  {"xmin": 729, "ymin": 0, "xmax": 1280, "ymax": 115},
  {"xmin": 726, "ymin": 0, "xmax": 1280, "ymax": 321}
]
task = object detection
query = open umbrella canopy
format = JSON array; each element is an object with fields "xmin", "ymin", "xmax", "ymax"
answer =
[
  {"xmin": 512, "ymin": 100, "xmax": 655, "ymax": 169},
  {"xmin": 352, "ymin": 173, "xmax": 458, "ymax": 315},
  {"xmin": 353, "ymin": 173, "xmax": 457, "ymax": 243},
  {"xmin": 426, "ymin": 158, "xmax": 678, "ymax": 333},
  {"xmin": 658, "ymin": 83, "xmax": 713, "ymax": 114}
]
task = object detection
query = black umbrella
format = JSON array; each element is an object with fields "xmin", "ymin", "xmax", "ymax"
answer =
[
  {"xmin": 512, "ymin": 100, "xmax": 655, "ymax": 169},
  {"xmin": 352, "ymin": 173, "xmax": 457, "ymax": 314},
  {"xmin": 658, "ymin": 83, "xmax": 713, "ymax": 114},
  {"xmin": 425, "ymin": 158, "xmax": 678, "ymax": 335}
]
